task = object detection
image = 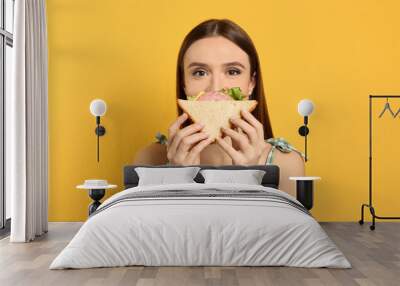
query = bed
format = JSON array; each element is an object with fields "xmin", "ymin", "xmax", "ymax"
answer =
[{"xmin": 49, "ymin": 164, "xmax": 351, "ymax": 269}]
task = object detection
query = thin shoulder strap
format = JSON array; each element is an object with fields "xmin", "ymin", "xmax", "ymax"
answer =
[{"xmin": 266, "ymin": 145, "xmax": 276, "ymax": 165}]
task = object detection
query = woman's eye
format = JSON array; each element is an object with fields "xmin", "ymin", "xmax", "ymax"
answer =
[
  {"xmin": 192, "ymin": 70, "xmax": 207, "ymax": 77},
  {"xmin": 227, "ymin": 69, "xmax": 241, "ymax": 76}
]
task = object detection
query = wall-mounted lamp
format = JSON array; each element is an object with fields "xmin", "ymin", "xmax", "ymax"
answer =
[
  {"xmin": 297, "ymin": 99, "xmax": 315, "ymax": 162},
  {"xmin": 89, "ymin": 99, "xmax": 107, "ymax": 162}
]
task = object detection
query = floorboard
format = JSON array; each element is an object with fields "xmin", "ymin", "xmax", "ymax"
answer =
[{"xmin": 0, "ymin": 222, "xmax": 399, "ymax": 286}]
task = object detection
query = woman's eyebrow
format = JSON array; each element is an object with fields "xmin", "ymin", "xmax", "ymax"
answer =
[
  {"xmin": 187, "ymin": 61, "xmax": 246, "ymax": 69},
  {"xmin": 187, "ymin": 62, "xmax": 209, "ymax": 69},
  {"xmin": 223, "ymin": 61, "xmax": 246, "ymax": 69}
]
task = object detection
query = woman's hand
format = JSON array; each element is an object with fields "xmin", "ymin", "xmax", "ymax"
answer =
[
  {"xmin": 167, "ymin": 113, "xmax": 214, "ymax": 165},
  {"xmin": 216, "ymin": 109, "xmax": 268, "ymax": 165}
]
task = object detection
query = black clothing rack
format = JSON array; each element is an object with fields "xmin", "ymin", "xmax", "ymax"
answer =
[{"xmin": 359, "ymin": 95, "xmax": 400, "ymax": 230}]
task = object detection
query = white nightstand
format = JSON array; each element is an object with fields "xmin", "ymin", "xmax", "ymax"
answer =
[
  {"xmin": 77, "ymin": 180, "xmax": 117, "ymax": 215},
  {"xmin": 289, "ymin": 176, "xmax": 321, "ymax": 210}
]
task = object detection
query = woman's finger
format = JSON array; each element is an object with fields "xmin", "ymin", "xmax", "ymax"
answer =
[
  {"xmin": 216, "ymin": 136, "xmax": 241, "ymax": 162},
  {"xmin": 230, "ymin": 117, "xmax": 258, "ymax": 144},
  {"xmin": 221, "ymin": 126, "xmax": 249, "ymax": 151},
  {"xmin": 176, "ymin": 132, "xmax": 209, "ymax": 154},
  {"xmin": 186, "ymin": 137, "xmax": 214, "ymax": 163},
  {"xmin": 223, "ymin": 134, "xmax": 232, "ymax": 146},
  {"xmin": 168, "ymin": 113, "xmax": 189, "ymax": 144},
  {"xmin": 171, "ymin": 149, "xmax": 185, "ymax": 164},
  {"xmin": 240, "ymin": 109, "xmax": 264, "ymax": 138},
  {"xmin": 168, "ymin": 123, "xmax": 205, "ymax": 159}
]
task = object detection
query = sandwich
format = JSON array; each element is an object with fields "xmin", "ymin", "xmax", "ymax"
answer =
[{"xmin": 178, "ymin": 87, "xmax": 258, "ymax": 142}]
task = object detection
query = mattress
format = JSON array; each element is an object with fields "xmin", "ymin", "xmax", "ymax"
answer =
[{"xmin": 49, "ymin": 183, "xmax": 351, "ymax": 269}]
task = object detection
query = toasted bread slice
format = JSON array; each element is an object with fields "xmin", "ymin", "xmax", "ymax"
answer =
[{"xmin": 177, "ymin": 99, "xmax": 258, "ymax": 142}]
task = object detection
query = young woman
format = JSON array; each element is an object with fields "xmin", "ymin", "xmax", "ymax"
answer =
[{"xmin": 134, "ymin": 19, "xmax": 305, "ymax": 197}]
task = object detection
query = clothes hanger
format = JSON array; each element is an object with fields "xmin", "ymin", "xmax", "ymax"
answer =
[
  {"xmin": 378, "ymin": 97, "xmax": 395, "ymax": 118},
  {"xmin": 393, "ymin": 106, "xmax": 400, "ymax": 118}
]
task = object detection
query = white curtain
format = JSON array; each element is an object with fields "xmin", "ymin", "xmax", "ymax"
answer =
[{"xmin": 8, "ymin": 0, "xmax": 49, "ymax": 242}]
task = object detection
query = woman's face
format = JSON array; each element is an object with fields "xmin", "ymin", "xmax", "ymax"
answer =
[{"xmin": 183, "ymin": 36, "xmax": 256, "ymax": 99}]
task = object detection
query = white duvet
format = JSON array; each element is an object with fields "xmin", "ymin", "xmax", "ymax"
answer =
[{"xmin": 49, "ymin": 183, "xmax": 351, "ymax": 269}]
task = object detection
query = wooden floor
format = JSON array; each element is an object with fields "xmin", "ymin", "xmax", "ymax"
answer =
[{"xmin": 0, "ymin": 222, "xmax": 399, "ymax": 286}]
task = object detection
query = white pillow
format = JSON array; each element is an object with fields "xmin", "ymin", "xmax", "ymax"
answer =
[
  {"xmin": 135, "ymin": 167, "xmax": 201, "ymax": 186},
  {"xmin": 200, "ymin": 169, "xmax": 266, "ymax": 185}
]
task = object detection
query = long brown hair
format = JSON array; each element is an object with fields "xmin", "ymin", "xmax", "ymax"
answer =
[{"xmin": 176, "ymin": 19, "xmax": 274, "ymax": 139}]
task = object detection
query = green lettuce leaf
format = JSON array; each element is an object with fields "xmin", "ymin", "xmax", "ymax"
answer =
[{"xmin": 220, "ymin": 87, "xmax": 245, "ymax": 100}]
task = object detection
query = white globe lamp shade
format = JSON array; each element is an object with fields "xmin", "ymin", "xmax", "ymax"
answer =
[
  {"xmin": 90, "ymin": 99, "xmax": 107, "ymax": 117},
  {"xmin": 298, "ymin": 99, "xmax": 314, "ymax": 117}
]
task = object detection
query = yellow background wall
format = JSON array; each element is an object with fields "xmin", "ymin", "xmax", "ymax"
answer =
[{"xmin": 46, "ymin": 0, "xmax": 400, "ymax": 222}]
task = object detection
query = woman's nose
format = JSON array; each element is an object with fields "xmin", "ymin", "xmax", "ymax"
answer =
[{"xmin": 209, "ymin": 75, "xmax": 225, "ymax": 92}]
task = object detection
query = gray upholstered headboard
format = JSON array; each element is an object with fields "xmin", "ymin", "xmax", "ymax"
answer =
[{"xmin": 123, "ymin": 164, "xmax": 280, "ymax": 189}]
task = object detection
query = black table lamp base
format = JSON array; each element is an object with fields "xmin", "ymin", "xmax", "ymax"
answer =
[
  {"xmin": 296, "ymin": 180, "xmax": 314, "ymax": 210},
  {"xmin": 88, "ymin": 189, "xmax": 105, "ymax": 215}
]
